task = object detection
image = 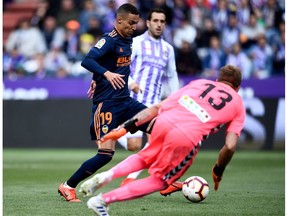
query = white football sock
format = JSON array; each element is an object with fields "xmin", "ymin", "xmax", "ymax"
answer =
[
  {"xmin": 117, "ymin": 136, "xmax": 128, "ymax": 150},
  {"xmin": 64, "ymin": 182, "xmax": 74, "ymax": 189}
]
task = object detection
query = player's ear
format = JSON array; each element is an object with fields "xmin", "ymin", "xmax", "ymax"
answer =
[
  {"xmin": 117, "ymin": 16, "xmax": 122, "ymax": 24},
  {"xmin": 146, "ymin": 20, "xmax": 150, "ymax": 28}
]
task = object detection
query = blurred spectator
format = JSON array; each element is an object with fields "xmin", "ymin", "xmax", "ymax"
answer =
[
  {"xmin": 63, "ymin": 20, "xmax": 82, "ymax": 62},
  {"xmin": 187, "ymin": 0, "xmax": 211, "ymax": 8},
  {"xmin": 78, "ymin": 0, "xmax": 101, "ymax": 34},
  {"xmin": 44, "ymin": 45, "xmax": 70, "ymax": 78},
  {"xmin": 56, "ymin": 0, "xmax": 80, "ymax": 28},
  {"xmin": 175, "ymin": 41, "xmax": 202, "ymax": 76},
  {"xmin": 21, "ymin": 53, "xmax": 46, "ymax": 79},
  {"xmin": 172, "ymin": 14, "xmax": 197, "ymax": 49},
  {"xmin": 235, "ymin": 0, "xmax": 253, "ymax": 28},
  {"xmin": 248, "ymin": 33, "xmax": 273, "ymax": 79},
  {"xmin": 68, "ymin": 33, "xmax": 96, "ymax": 78},
  {"xmin": 211, "ymin": 0, "xmax": 229, "ymax": 31},
  {"xmin": 86, "ymin": 15, "xmax": 104, "ymax": 42},
  {"xmin": 93, "ymin": 0, "xmax": 110, "ymax": 16},
  {"xmin": 188, "ymin": 0, "xmax": 210, "ymax": 31},
  {"xmin": 196, "ymin": 17, "xmax": 220, "ymax": 49},
  {"xmin": 250, "ymin": 0, "xmax": 266, "ymax": 8},
  {"xmin": 171, "ymin": 0, "xmax": 190, "ymax": 29},
  {"xmin": 3, "ymin": 48, "xmax": 26, "ymax": 80},
  {"xmin": 31, "ymin": 0, "xmax": 57, "ymax": 29},
  {"xmin": 239, "ymin": 13, "xmax": 265, "ymax": 50},
  {"xmin": 202, "ymin": 36, "xmax": 226, "ymax": 78},
  {"xmin": 152, "ymin": 0, "xmax": 174, "ymax": 26},
  {"xmin": 79, "ymin": 34, "xmax": 95, "ymax": 55},
  {"xmin": 272, "ymin": 31, "xmax": 285, "ymax": 76},
  {"xmin": 226, "ymin": 42, "xmax": 252, "ymax": 79},
  {"xmin": 101, "ymin": 0, "xmax": 117, "ymax": 32},
  {"xmin": 115, "ymin": 0, "xmax": 139, "ymax": 8},
  {"xmin": 221, "ymin": 14, "xmax": 240, "ymax": 54},
  {"xmin": 261, "ymin": 0, "xmax": 285, "ymax": 44},
  {"xmin": 41, "ymin": 16, "xmax": 65, "ymax": 50},
  {"xmin": 5, "ymin": 19, "xmax": 47, "ymax": 59},
  {"xmin": 261, "ymin": 0, "xmax": 284, "ymax": 29},
  {"xmin": 138, "ymin": 0, "xmax": 154, "ymax": 18},
  {"xmin": 5, "ymin": 18, "xmax": 47, "ymax": 79}
]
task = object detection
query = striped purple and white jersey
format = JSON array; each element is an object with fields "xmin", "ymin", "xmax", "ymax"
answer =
[{"xmin": 129, "ymin": 31, "xmax": 179, "ymax": 107}]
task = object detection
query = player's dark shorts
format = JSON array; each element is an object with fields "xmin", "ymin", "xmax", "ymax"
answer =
[{"xmin": 90, "ymin": 97, "xmax": 148, "ymax": 141}]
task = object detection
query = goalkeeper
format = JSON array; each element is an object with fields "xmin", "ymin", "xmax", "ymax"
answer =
[{"xmin": 80, "ymin": 65, "xmax": 246, "ymax": 216}]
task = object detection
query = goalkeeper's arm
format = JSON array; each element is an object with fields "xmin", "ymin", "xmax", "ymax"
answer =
[
  {"xmin": 101, "ymin": 100, "xmax": 167, "ymax": 142},
  {"xmin": 212, "ymin": 132, "xmax": 238, "ymax": 191}
]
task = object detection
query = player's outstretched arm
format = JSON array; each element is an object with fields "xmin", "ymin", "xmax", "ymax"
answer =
[
  {"xmin": 101, "ymin": 101, "xmax": 165, "ymax": 143},
  {"xmin": 212, "ymin": 132, "xmax": 238, "ymax": 191}
]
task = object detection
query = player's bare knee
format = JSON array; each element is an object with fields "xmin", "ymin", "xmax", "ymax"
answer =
[
  {"xmin": 127, "ymin": 143, "xmax": 142, "ymax": 152},
  {"xmin": 127, "ymin": 137, "xmax": 142, "ymax": 152}
]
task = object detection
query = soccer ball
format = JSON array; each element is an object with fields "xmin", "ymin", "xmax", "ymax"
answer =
[{"xmin": 182, "ymin": 176, "xmax": 209, "ymax": 203}]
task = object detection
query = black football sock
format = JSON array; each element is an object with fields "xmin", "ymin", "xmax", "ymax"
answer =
[{"xmin": 66, "ymin": 149, "xmax": 115, "ymax": 188}]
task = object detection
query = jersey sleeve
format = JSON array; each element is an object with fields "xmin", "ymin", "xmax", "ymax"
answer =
[
  {"xmin": 165, "ymin": 44, "xmax": 179, "ymax": 93},
  {"xmin": 226, "ymin": 102, "xmax": 246, "ymax": 137},
  {"xmin": 81, "ymin": 36, "xmax": 114, "ymax": 76}
]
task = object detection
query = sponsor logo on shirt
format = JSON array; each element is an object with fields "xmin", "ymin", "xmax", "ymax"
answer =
[
  {"xmin": 178, "ymin": 95, "xmax": 211, "ymax": 123},
  {"xmin": 95, "ymin": 39, "xmax": 106, "ymax": 49},
  {"xmin": 117, "ymin": 56, "xmax": 131, "ymax": 67}
]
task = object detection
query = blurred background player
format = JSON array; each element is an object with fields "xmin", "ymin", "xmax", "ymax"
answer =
[
  {"xmin": 58, "ymin": 3, "xmax": 152, "ymax": 203},
  {"xmin": 117, "ymin": 7, "xmax": 179, "ymax": 186},
  {"xmin": 80, "ymin": 65, "xmax": 246, "ymax": 216}
]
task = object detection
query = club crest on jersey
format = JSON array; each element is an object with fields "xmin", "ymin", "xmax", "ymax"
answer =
[
  {"xmin": 102, "ymin": 125, "xmax": 109, "ymax": 134},
  {"xmin": 164, "ymin": 49, "xmax": 168, "ymax": 57},
  {"xmin": 95, "ymin": 39, "xmax": 106, "ymax": 49}
]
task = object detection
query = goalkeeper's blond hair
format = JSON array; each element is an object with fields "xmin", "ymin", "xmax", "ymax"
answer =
[{"xmin": 218, "ymin": 65, "xmax": 242, "ymax": 90}]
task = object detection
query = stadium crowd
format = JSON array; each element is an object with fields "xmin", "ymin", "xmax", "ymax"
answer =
[{"xmin": 3, "ymin": 0, "xmax": 285, "ymax": 80}]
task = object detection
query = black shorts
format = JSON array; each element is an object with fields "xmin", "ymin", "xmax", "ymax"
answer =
[{"xmin": 90, "ymin": 97, "xmax": 148, "ymax": 141}]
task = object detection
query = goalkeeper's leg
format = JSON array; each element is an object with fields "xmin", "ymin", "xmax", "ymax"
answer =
[
  {"xmin": 80, "ymin": 154, "xmax": 150, "ymax": 196},
  {"xmin": 102, "ymin": 175, "xmax": 167, "ymax": 203},
  {"xmin": 121, "ymin": 141, "xmax": 149, "ymax": 186},
  {"xmin": 118, "ymin": 131, "xmax": 144, "ymax": 186}
]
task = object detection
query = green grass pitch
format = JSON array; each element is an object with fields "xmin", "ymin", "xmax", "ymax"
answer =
[{"xmin": 3, "ymin": 149, "xmax": 285, "ymax": 216}]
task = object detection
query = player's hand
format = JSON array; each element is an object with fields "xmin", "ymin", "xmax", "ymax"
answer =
[
  {"xmin": 212, "ymin": 164, "xmax": 224, "ymax": 191},
  {"xmin": 104, "ymin": 71, "xmax": 125, "ymax": 90},
  {"xmin": 87, "ymin": 80, "xmax": 96, "ymax": 99},
  {"xmin": 129, "ymin": 81, "xmax": 143, "ymax": 94},
  {"xmin": 101, "ymin": 127, "xmax": 127, "ymax": 143}
]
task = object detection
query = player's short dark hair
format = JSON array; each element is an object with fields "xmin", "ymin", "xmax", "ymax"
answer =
[
  {"xmin": 218, "ymin": 65, "xmax": 242, "ymax": 89},
  {"xmin": 117, "ymin": 3, "xmax": 139, "ymax": 16},
  {"xmin": 147, "ymin": 8, "xmax": 166, "ymax": 21}
]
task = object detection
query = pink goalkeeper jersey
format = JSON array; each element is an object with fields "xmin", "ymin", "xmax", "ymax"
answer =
[{"xmin": 159, "ymin": 79, "xmax": 246, "ymax": 144}]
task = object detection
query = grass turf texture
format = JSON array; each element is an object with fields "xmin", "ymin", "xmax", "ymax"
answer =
[{"xmin": 3, "ymin": 149, "xmax": 284, "ymax": 216}]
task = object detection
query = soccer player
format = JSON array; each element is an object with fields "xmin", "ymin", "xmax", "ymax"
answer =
[
  {"xmin": 79, "ymin": 65, "xmax": 246, "ymax": 215},
  {"xmin": 118, "ymin": 8, "xmax": 179, "ymax": 186},
  {"xmin": 58, "ymin": 3, "xmax": 152, "ymax": 202}
]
